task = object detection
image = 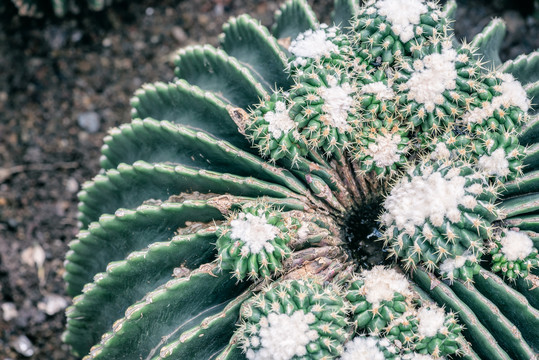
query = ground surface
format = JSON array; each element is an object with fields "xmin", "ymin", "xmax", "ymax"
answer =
[{"xmin": 0, "ymin": 0, "xmax": 537, "ymax": 358}]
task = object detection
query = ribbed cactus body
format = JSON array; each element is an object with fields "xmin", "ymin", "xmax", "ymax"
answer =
[{"xmin": 64, "ymin": 0, "xmax": 539, "ymax": 359}]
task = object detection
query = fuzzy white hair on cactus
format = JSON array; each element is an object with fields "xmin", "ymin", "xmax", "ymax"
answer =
[
  {"xmin": 403, "ymin": 47, "xmax": 458, "ymax": 112},
  {"xmin": 417, "ymin": 305, "xmax": 447, "ymax": 337},
  {"xmin": 375, "ymin": 0, "xmax": 428, "ymax": 42},
  {"xmin": 366, "ymin": 132, "xmax": 403, "ymax": 167},
  {"xmin": 264, "ymin": 101, "xmax": 295, "ymax": 139},
  {"xmin": 245, "ymin": 311, "xmax": 318, "ymax": 360},
  {"xmin": 439, "ymin": 251, "xmax": 476, "ymax": 276},
  {"xmin": 358, "ymin": 266, "xmax": 412, "ymax": 305},
  {"xmin": 360, "ymin": 81, "xmax": 395, "ymax": 101},
  {"xmin": 340, "ymin": 336, "xmax": 386, "ymax": 360},
  {"xmin": 382, "ymin": 166, "xmax": 477, "ymax": 229},
  {"xmin": 500, "ymin": 230, "xmax": 534, "ymax": 261},
  {"xmin": 230, "ymin": 213, "xmax": 279, "ymax": 254},
  {"xmin": 430, "ymin": 142, "xmax": 451, "ymax": 161},
  {"xmin": 320, "ymin": 76, "xmax": 354, "ymax": 131},
  {"xmin": 477, "ymin": 148, "xmax": 510, "ymax": 177},
  {"xmin": 289, "ymin": 25, "xmax": 339, "ymax": 67}
]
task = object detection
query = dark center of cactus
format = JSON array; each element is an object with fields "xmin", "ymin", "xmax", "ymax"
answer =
[{"xmin": 343, "ymin": 198, "xmax": 389, "ymax": 268}]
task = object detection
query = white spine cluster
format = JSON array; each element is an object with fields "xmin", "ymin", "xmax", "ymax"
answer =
[
  {"xmin": 382, "ymin": 165, "xmax": 478, "ymax": 231},
  {"xmin": 430, "ymin": 142, "xmax": 451, "ymax": 161},
  {"xmin": 264, "ymin": 101, "xmax": 295, "ymax": 139},
  {"xmin": 320, "ymin": 76, "xmax": 354, "ymax": 131},
  {"xmin": 462, "ymin": 73, "xmax": 530, "ymax": 124},
  {"xmin": 417, "ymin": 305, "xmax": 446, "ymax": 337},
  {"xmin": 366, "ymin": 132, "xmax": 403, "ymax": 167},
  {"xmin": 477, "ymin": 148, "xmax": 510, "ymax": 177},
  {"xmin": 245, "ymin": 311, "xmax": 318, "ymax": 360},
  {"xmin": 359, "ymin": 266, "xmax": 412, "ymax": 305},
  {"xmin": 439, "ymin": 251, "xmax": 476, "ymax": 276},
  {"xmin": 340, "ymin": 336, "xmax": 387, "ymax": 360},
  {"xmin": 360, "ymin": 81, "xmax": 395, "ymax": 101},
  {"xmin": 375, "ymin": 0, "xmax": 428, "ymax": 42},
  {"xmin": 230, "ymin": 212, "xmax": 279, "ymax": 254},
  {"xmin": 500, "ymin": 230, "xmax": 534, "ymax": 261},
  {"xmin": 404, "ymin": 47, "xmax": 457, "ymax": 112},
  {"xmin": 289, "ymin": 24, "xmax": 339, "ymax": 67}
]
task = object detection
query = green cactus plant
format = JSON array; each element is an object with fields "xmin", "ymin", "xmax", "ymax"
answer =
[
  {"xmin": 11, "ymin": 0, "xmax": 114, "ymax": 17},
  {"xmin": 63, "ymin": 0, "xmax": 539, "ymax": 359}
]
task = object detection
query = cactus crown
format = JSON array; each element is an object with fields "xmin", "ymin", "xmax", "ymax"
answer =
[{"xmin": 64, "ymin": 0, "xmax": 539, "ymax": 359}]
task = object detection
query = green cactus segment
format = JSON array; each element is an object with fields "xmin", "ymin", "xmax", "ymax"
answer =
[
  {"xmin": 347, "ymin": 266, "xmax": 414, "ymax": 335},
  {"xmin": 412, "ymin": 268, "xmax": 512, "ymax": 360},
  {"xmin": 450, "ymin": 280, "xmax": 536, "ymax": 360},
  {"xmin": 340, "ymin": 336, "xmax": 398, "ymax": 360},
  {"xmin": 130, "ymin": 81, "xmax": 253, "ymax": 152},
  {"xmin": 156, "ymin": 291, "xmax": 250, "ymax": 360},
  {"xmin": 501, "ymin": 170, "xmax": 539, "ymax": 197},
  {"xmin": 501, "ymin": 193, "xmax": 539, "ymax": 218},
  {"xmin": 66, "ymin": 201, "xmax": 224, "ymax": 296},
  {"xmin": 381, "ymin": 160, "xmax": 496, "ymax": 281},
  {"xmin": 237, "ymin": 279, "xmax": 350, "ymax": 359},
  {"xmin": 352, "ymin": 0, "xmax": 448, "ymax": 68},
  {"xmin": 489, "ymin": 230, "xmax": 538, "ymax": 279},
  {"xmin": 174, "ymin": 45, "xmax": 266, "ymax": 108},
  {"xmin": 394, "ymin": 42, "xmax": 479, "ymax": 133},
  {"xmin": 470, "ymin": 18, "xmax": 506, "ymax": 69},
  {"xmin": 331, "ymin": 0, "xmax": 359, "ymax": 29},
  {"xmin": 523, "ymin": 143, "xmax": 539, "ymax": 171},
  {"xmin": 64, "ymin": 227, "xmax": 218, "ymax": 356},
  {"xmin": 288, "ymin": 66, "xmax": 358, "ymax": 159},
  {"xmin": 500, "ymin": 50, "xmax": 539, "ymax": 85},
  {"xmin": 220, "ymin": 15, "xmax": 292, "ymax": 90},
  {"xmin": 441, "ymin": 0, "xmax": 457, "ymax": 22},
  {"xmin": 515, "ymin": 276, "xmax": 539, "ymax": 309},
  {"xmin": 518, "ymin": 114, "xmax": 539, "ymax": 146},
  {"xmin": 84, "ymin": 264, "xmax": 250, "ymax": 360},
  {"xmin": 504, "ymin": 214, "xmax": 539, "ymax": 232},
  {"xmin": 271, "ymin": 0, "xmax": 318, "ymax": 40},
  {"xmin": 473, "ymin": 269, "xmax": 539, "ymax": 350},
  {"xmin": 216, "ymin": 204, "xmax": 299, "ymax": 280},
  {"xmin": 99, "ymin": 119, "xmax": 310, "ymax": 197},
  {"xmin": 78, "ymin": 161, "xmax": 306, "ymax": 227},
  {"xmin": 215, "ymin": 340, "xmax": 244, "ymax": 360}
]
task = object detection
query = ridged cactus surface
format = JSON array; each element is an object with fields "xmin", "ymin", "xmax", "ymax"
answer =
[{"xmin": 64, "ymin": 0, "xmax": 539, "ymax": 359}]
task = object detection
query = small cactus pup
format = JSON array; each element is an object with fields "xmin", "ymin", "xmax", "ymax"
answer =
[{"xmin": 63, "ymin": 0, "xmax": 539, "ymax": 359}]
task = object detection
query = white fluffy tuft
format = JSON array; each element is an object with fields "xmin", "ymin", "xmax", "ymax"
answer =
[
  {"xmin": 477, "ymin": 148, "xmax": 510, "ymax": 177},
  {"xmin": 230, "ymin": 212, "xmax": 279, "ymax": 254},
  {"xmin": 289, "ymin": 25, "xmax": 339, "ymax": 67},
  {"xmin": 340, "ymin": 337, "xmax": 385, "ymax": 360},
  {"xmin": 375, "ymin": 0, "xmax": 428, "ymax": 42},
  {"xmin": 359, "ymin": 266, "xmax": 411, "ymax": 305},
  {"xmin": 404, "ymin": 48, "xmax": 457, "ymax": 112},
  {"xmin": 320, "ymin": 76, "xmax": 354, "ymax": 131},
  {"xmin": 366, "ymin": 133, "xmax": 403, "ymax": 167},
  {"xmin": 246, "ymin": 311, "xmax": 318, "ymax": 360},
  {"xmin": 500, "ymin": 230, "xmax": 534, "ymax": 261},
  {"xmin": 360, "ymin": 81, "xmax": 395, "ymax": 100},
  {"xmin": 417, "ymin": 306, "xmax": 446, "ymax": 337},
  {"xmin": 264, "ymin": 101, "xmax": 295, "ymax": 139}
]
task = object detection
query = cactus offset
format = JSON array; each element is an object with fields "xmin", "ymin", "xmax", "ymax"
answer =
[{"xmin": 64, "ymin": 0, "xmax": 539, "ymax": 359}]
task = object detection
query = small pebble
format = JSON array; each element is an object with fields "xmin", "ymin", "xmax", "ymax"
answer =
[
  {"xmin": 38, "ymin": 294, "xmax": 69, "ymax": 316},
  {"xmin": 77, "ymin": 111, "xmax": 100, "ymax": 133},
  {"xmin": 66, "ymin": 177, "xmax": 79, "ymax": 194},
  {"xmin": 11, "ymin": 335, "xmax": 34, "ymax": 357},
  {"xmin": 2, "ymin": 303, "xmax": 18, "ymax": 321}
]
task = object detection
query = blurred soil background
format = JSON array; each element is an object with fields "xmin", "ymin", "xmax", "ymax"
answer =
[{"xmin": 0, "ymin": 0, "xmax": 537, "ymax": 358}]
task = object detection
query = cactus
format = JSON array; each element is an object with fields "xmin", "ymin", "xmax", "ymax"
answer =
[
  {"xmin": 63, "ymin": 0, "xmax": 539, "ymax": 359},
  {"xmin": 11, "ymin": 0, "xmax": 114, "ymax": 17}
]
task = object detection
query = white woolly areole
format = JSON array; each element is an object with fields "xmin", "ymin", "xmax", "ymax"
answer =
[
  {"xmin": 360, "ymin": 81, "xmax": 395, "ymax": 101},
  {"xmin": 230, "ymin": 213, "xmax": 279, "ymax": 254},
  {"xmin": 375, "ymin": 0, "xmax": 428, "ymax": 42},
  {"xmin": 439, "ymin": 251, "xmax": 476, "ymax": 275},
  {"xmin": 478, "ymin": 148, "xmax": 510, "ymax": 177},
  {"xmin": 431, "ymin": 142, "xmax": 451, "ymax": 160},
  {"xmin": 246, "ymin": 311, "xmax": 318, "ymax": 360},
  {"xmin": 366, "ymin": 133, "xmax": 403, "ymax": 167},
  {"xmin": 320, "ymin": 77, "xmax": 354, "ymax": 131},
  {"xmin": 264, "ymin": 101, "xmax": 295, "ymax": 139},
  {"xmin": 382, "ymin": 168, "xmax": 469, "ymax": 229},
  {"xmin": 289, "ymin": 25, "xmax": 339, "ymax": 67},
  {"xmin": 462, "ymin": 73, "xmax": 530, "ymax": 124},
  {"xmin": 402, "ymin": 353, "xmax": 440, "ymax": 360},
  {"xmin": 404, "ymin": 48, "xmax": 457, "ymax": 112},
  {"xmin": 500, "ymin": 230, "xmax": 534, "ymax": 261},
  {"xmin": 417, "ymin": 306, "xmax": 446, "ymax": 337},
  {"xmin": 359, "ymin": 266, "xmax": 411, "ymax": 305},
  {"xmin": 340, "ymin": 337, "xmax": 385, "ymax": 360}
]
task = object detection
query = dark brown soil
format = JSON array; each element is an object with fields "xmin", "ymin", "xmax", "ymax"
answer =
[{"xmin": 0, "ymin": 0, "xmax": 536, "ymax": 359}]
